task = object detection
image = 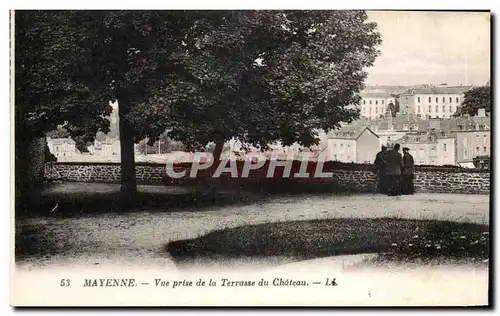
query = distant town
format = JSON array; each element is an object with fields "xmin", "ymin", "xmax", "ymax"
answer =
[{"xmin": 46, "ymin": 83, "xmax": 490, "ymax": 169}]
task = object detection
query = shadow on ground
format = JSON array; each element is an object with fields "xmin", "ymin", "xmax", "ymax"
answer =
[
  {"xmin": 166, "ymin": 218, "xmax": 490, "ymax": 267},
  {"xmin": 23, "ymin": 181, "xmax": 362, "ymax": 218}
]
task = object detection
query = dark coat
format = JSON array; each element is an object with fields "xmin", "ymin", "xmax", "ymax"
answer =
[
  {"xmin": 386, "ymin": 150, "xmax": 403, "ymax": 176},
  {"xmin": 402, "ymin": 152, "xmax": 415, "ymax": 175},
  {"xmin": 374, "ymin": 150, "xmax": 388, "ymax": 173}
]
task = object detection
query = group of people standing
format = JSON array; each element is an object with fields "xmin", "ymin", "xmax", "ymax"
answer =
[{"xmin": 374, "ymin": 143, "xmax": 415, "ymax": 196}]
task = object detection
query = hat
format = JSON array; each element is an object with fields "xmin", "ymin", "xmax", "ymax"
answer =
[{"xmin": 402, "ymin": 147, "xmax": 410, "ymax": 151}]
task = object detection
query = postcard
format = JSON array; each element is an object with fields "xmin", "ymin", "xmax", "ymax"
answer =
[{"xmin": 11, "ymin": 9, "xmax": 491, "ymax": 307}]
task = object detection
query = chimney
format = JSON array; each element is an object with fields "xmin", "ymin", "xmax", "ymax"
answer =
[{"xmin": 477, "ymin": 108, "xmax": 486, "ymax": 118}]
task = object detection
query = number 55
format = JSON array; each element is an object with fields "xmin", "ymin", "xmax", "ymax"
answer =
[{"xmin": 60, "ymin": 279, "xmax": 71, "ymax": 287}]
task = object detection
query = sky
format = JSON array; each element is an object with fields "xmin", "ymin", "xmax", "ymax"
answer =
[{"xmin": 365, "ymin": 11, "xmax": 491, "ymax": 86}]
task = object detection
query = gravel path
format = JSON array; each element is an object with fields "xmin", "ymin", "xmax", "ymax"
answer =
[{"xmin": 16, "ymin": 189, "xmax": 489, "ymax": 270}]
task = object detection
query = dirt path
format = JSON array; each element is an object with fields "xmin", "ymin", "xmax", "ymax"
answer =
[{"xmin": 16, "ymin": 191, "xmax": 489, "ymax": 270}]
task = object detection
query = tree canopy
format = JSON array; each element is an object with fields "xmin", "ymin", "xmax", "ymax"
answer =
[
  {"xmin": 15, "ymin": 11, "xmax": 113, "ymax": 144},
  {"xmin": 457, "ymin": 85, "xmax": 491, "ymax": 116},
  {"xmin": 130, "ymin": 11, "xmax": 382, "ymax": 153},
  {"xmin": 16, "ymin": 10, "xmax": 381, "ymax": 207}
]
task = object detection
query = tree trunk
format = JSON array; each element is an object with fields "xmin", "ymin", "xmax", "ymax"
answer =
[
  {"xmin": 117, "ymin": 98, "xmax": 137, "ymax": 211},
  {"xmin": 206, "ymin": 140, "xmax": 225, "ymax": 195},
  {"xmin": 15, "ymin": 137, "xmax": 46, "ymax": 215},
  {"xmin": 212, "ymin": 140, "xmax": 224, "ymax": 163}
]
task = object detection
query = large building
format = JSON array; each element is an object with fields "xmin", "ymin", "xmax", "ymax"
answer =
[
  {"xmin": 398, "ymin": 86, "xmax": 471, "ymax": 119},
  {"xmin": 327, "ymin": 126, "xmax": 380, "ymax": 163},
  {"xmin": 358, "ymin": 91, "xmax": 396, "ymax": 120}
]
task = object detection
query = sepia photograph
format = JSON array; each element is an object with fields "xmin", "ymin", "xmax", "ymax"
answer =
[{"xmin": 10, "ymin": 8, "xmax": 491, "ymax": 307}]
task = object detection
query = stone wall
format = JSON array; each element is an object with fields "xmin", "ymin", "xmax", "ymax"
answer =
[{"xmin": 44, "ymin": 161, "xmax": 490, "ymax": 195}]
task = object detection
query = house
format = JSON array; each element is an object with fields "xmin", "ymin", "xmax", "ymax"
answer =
[
  {"xmin": 394, "ymin": 131, "xmax": 456, "ymax": 166},
  {"xmin": 327, "ymin": 126, "xmax": 380, "ymax": 163},
  {"xmin": 88, "ymin": 136, "xmax": 121, "ymax": 156},
  {"xmin": 398, "ymin": 86, "xmax": 472, "ymax": 119},
  {"xmin": 454, "ymin": 130, "xmax": 491, "ymax": 167},
  {"xmin": 47, "ymin": 137, "xmax": 78, "ymax": 158},
  {"xmin": 362, "ymin": 114, "xmax": 430, "ymax": 147}
]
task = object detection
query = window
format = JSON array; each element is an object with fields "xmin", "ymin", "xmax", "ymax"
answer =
[
  {"xmin": 418, "ymin": 106, "xmax": 420, "ymax": 113},
  {"xmin": 456, "ymin": 97, "xmax": 459, "ymax": 103},
  {"xmin": 442, "ymin": 106, "xmax": 445, "ymax": 112},
  {"xmin": 483, "ymin": 135, "xmax": 487, "ymax": 144},
  {"xmin": 363, "ymin": 100, "xmax": 366, "ymax": 105},
  {"xmin": 418, "ymin": 97, "xmax": 421, "ymax": 103},
  {"xmin": 464, "ymin": 150, "xmax": 468, "ymax": 157},
  {"xmin": 484, "ymin": 146, "xmax": 487, "ymax": 153},
  {"xmin": 429, "ymin": 106, "xmax": 432, "ymax": 112},
  {"xmin": 435, "ymin": 97, "xmax": 438, "ymax": 103},
  {"xmin": 476, "ymin": 146, "xmax": 480, "ymax": 154},
  {"xmin": 347, "ymin": 145, "xmax": 351, "ymax": 152},
  {"xmin": 463, "ymin": 138, "xmax": 468, "ymax": 147},
  {"xmin": 369, "ymin": 100, "xmax": 372, "ymax": 105},
  {"xmin": 476, "ymin": 135, "xmax": 479, "ymax": 142},
  {"xmin": 419, "ymin": 148, "xmax": 424, "ymax": 157},
  {"xmin": 382, "ymin": 100, "xmax": 384, "ymax": 105},
  {"xmin": 449, "ymin": 105, "xmax": 453, "ymax": 113},
  {"xmin": 403, "ymin": 124, "xmax": 409, "ymax": 130},
  {"xmin": 375, "ymin": 107, "xmax": 378, "ymax": 113},
  {"xmin": 442, "ymin": 97, "xmax": 445, "ymax": 103},
  {"xmin": 369, "ymin": 108, "xmax": 372, "ymax": 114},
  {"xmin": 443, "ymin": 143, "xmax": 447, "ymax": 151},
  {"xmin": 428, "ymin": 97, "xmax": 432, "ymax": 103},
  {"xmin": 435, "ymin": 106, "xmax": 438, "ymax": 112},
  {"xmin": 413, "ymin": 124, "xmax": 419, "ymax": 130},
  {"xmin": 375, "ymin": 100, "xmax": 378, "ymax": 105},
  {"xmin": 449, "ymin": 97, "xmax": 452, "ymax": 103}
]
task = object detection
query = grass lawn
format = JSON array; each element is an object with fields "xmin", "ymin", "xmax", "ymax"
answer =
[{"xmin": 167, "ymin": 218, "xmax": 490, "ymax": 265}]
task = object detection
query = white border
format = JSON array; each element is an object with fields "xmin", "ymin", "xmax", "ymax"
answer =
[{"xmin": 2, "ymin": 1, "xmax": 497, "ymax": 314}]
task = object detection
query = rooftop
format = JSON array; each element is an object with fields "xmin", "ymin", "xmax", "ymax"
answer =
[
  {"xmin": 347, "ymin": 114, "xmax": 490, "ymax": 137},
  {"xmin": 401, "ymin": 86, "xmax": 473, "ymax": 96},
  {"xmin": 328, "ymin": 126, "xmax": 378, "ymax": 140},
  {"xmin": 359, "ymin": 91, "xmax": 393, "ymax": 98},
  {"xmin": 48, "ymin": 137, "xmax": 75, "ymax": 145}
]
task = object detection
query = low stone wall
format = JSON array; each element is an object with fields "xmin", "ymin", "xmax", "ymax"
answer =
[{"xmin": 44, "ymin": 161, "xmax": 490, "ymax": 195}]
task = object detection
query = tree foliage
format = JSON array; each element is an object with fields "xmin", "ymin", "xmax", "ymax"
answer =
[
  {"xmin": 457, "ymin": 85, "xmax": 491, "ymax": 116},
  {"xmin": 16, "ymin": 10, "xmax": 381, "ymax": 207},
  {"xmin": 15, "ymin": 11, "xmax": 113, "ymax": 144},
  {"xmin": 131, "ymin": 11, "xmax": 382, "ymax": 152}
]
